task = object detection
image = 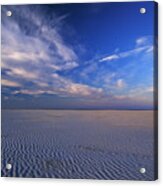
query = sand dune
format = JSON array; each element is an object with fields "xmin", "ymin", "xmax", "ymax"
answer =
[{"xmin": 1, "ymin": 110, "xmax": 155, "ymax": 180}]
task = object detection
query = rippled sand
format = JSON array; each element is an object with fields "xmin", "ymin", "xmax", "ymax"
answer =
[{"xmin": 1, "ymin": 110, "xmax": 156, "ymax": 180}]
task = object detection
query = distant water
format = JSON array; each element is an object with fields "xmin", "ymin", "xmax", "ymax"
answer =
[{"xmin": 1, "ymin": 110, "xmax": 155, "ymax": 180}]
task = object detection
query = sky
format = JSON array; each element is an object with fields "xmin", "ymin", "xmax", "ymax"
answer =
[{"xmin": 1, "ymin": 2, "xmax": 157, "ymax": 109}]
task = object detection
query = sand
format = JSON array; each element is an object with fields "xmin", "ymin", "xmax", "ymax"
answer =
[{"xmin": 1, "ymin": 110, "xmax": 155, "ymax": 180}]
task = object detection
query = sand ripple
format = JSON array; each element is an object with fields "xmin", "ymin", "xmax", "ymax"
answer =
[{"xmin": 1, "ymin": 110, "xmax": 155, "ymax": 180}]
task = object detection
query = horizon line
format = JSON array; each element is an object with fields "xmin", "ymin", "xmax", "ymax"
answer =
[{"xmin": 1, "ymin": 108, "xmax": 156, "ymax": 111}]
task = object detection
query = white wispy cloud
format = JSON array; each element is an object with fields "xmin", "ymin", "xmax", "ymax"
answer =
[
  {"xmin": 99, "ymin": 54, "xmax": 119, "ymax": 62},
  {"xmin": 7, "ymin": 68, "xmax": 39, "ymax": 80},
  {"xmin": 2, "ymin": 6, "xmax": 96, "ymax": 98},
  {"xmin": 114, "ymin": 85, "xmax": 154, "ymax": 102},
  {"xmin": 99, "ymin": 36, "xmax": 153, "ymax": 63},
  {"xmin": 66, "ymin": 83, "xmax": 103, "ymax": 97},
  {"xmin": 1, "ymin": 79, "xmax": 21, "ymax": 87},
  {"xmin": 136, "ymin": 37, "xmax": 149, "ymax": 46},
  {"xmin": 50, "ymin": 73, "xmax": 103, "ymax": 97},
  {"xmin": 1, "ymin": 6, "xmax": 79, "ymax": 73},
  {"xmin": 136, "ymin": 36, "xmax": 153, "ymax": 47},
  {"xmin": 13, "ymin": 81, "xmax": 103, "ymax": 98},
  {"xmin": 116, "ymin": 79, "xmax": 126, "ymax": 89}
]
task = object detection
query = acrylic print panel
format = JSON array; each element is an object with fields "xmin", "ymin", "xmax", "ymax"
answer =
[{"xmin": 1, "ymin": 1, "xmax": 158, "ymax": 180}]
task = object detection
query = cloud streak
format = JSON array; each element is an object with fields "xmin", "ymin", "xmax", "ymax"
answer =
[
  {"xmin": 99, "ymin": 36, "xmax": 153, "ymax": 62},
  {"xmin": 1, "ymin": 79, "xmax": 21, "ymax": 87}
]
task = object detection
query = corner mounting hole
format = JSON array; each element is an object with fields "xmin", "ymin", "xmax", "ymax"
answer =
[
  {"xmin": 140, "ymin": 8, "xmax": 146, "ymax": 14},
  {"xmin": 139, "ymin": 167, "xmax": 146, "ymax": 174},
  {"xmin": 6, "ymin": 11, "xmax": 12, "ymax": 17},
  {"xmin": 6, "ymin": 163, "xmax": 12, "ymax": 170}
]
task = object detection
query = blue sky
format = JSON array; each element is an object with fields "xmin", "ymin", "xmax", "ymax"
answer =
[{"xmin": 1, "ymin": 2, "xmax": 157, "ymax": 109}]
